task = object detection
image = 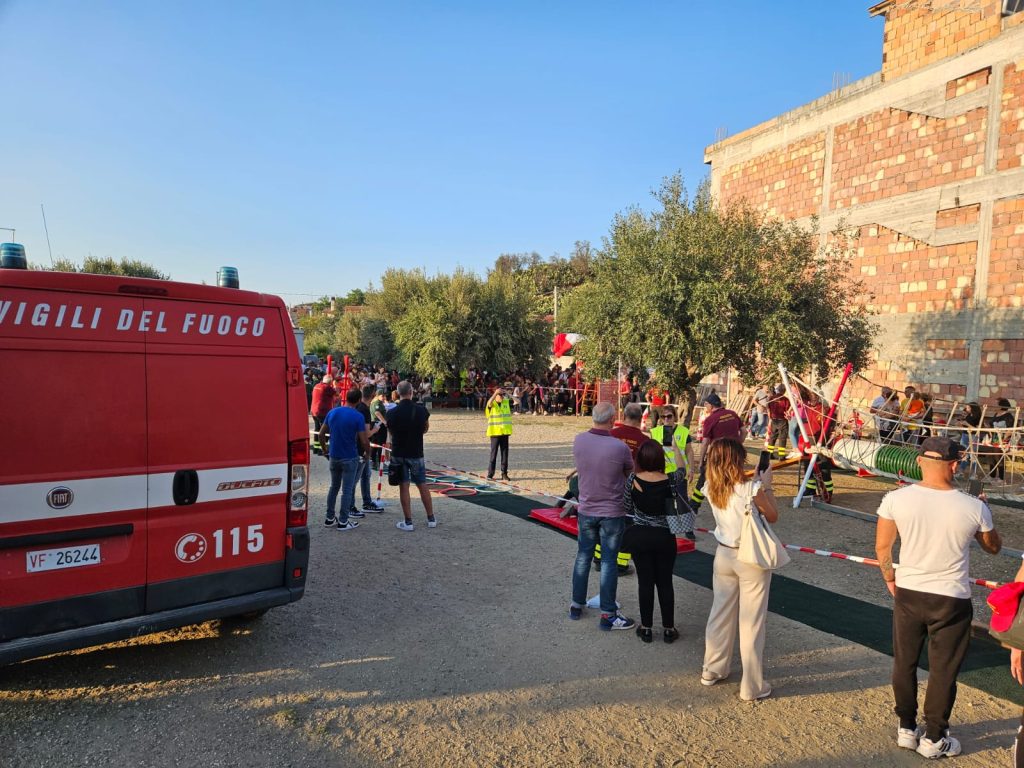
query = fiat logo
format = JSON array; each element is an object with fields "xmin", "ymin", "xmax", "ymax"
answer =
[{"xmin": 46, "ymin": 487, "xmax": 74, "ymax": 509}]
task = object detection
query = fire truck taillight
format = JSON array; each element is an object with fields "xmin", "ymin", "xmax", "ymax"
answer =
[{"xmin": 288, "ymin": 439, "xmax": 309, "ymax": 527}]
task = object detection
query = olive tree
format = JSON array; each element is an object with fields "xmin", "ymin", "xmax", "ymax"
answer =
[{"xmin": 562, "ymin": 174, "xmax": 875, "ymax": 421}]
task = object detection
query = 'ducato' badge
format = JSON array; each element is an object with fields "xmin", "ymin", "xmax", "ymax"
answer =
[{"xmin": 46, "ymin": 487, "xmax": 74, "ymax": 509}]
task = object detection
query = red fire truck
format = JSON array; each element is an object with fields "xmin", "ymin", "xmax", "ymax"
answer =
[{"xmin": 0, "ymin": 262, "xmax": 310, "ymax": 664}]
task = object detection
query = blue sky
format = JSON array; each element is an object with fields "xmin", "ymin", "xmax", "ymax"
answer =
[{"xmin": 1, "ymin": 1, "xmax": 881, "ymax": 304}]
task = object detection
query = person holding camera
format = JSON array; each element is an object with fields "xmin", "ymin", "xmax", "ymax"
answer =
[
  {"xmin": 386, "ymin": 380, "xmax": 435, "ymax": 532},
  {"xmin": 486, "ymin": 385, "xmax": 514, "ymax": 481}
]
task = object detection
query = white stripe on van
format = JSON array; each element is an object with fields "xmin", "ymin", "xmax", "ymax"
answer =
[
  {"xmin": 0, "ymin": 475, "xmax": 149, "ymax": 525},
  {"xmin": 148, "ymin": 464, "xmax": 289, "ymax": 507},
  {"xmin": 0, "ymin": 463, "xmax": 288, "ymax": 525}
]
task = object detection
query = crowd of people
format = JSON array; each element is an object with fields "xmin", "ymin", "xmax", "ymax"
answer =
[
  {"xmin": 303, "ymin": 359, "xmax": 590, "ymax": 417},
  {"xmin": 305, "ymin": 352, "xmax": 1024, "ymax": 762}
]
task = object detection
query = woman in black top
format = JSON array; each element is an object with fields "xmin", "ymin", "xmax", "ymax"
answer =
[{"xmin": 623, "ymin": 439, "xmax": 680, "ymax": 643}]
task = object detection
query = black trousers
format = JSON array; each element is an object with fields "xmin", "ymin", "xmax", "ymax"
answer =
[
  {"xmin": 798, "ymin": 455, "xmax": 834, "ymax": 499},
  {"xmin": 488, "ymin": 435, "xmax": 509, "ymax": 477},
  {"xmin": 892, "ymin": 586, "xmax": 973, "ymax": 740},
  {"xmin": 766, "ymin": 418, "xmax": 789, "ymax": 457},
  {"xmin": 629, "ymin": 525, "xmax": 677, "ymax": 628}
]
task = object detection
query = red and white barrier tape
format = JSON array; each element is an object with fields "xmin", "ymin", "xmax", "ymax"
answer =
[
  {"xmin": 693, "ymin": 527, "xmax": 1000, "ymax": 589},
  {"xmin": 375, "ymin": 444, "xmax": 391, "ymax": 503}
]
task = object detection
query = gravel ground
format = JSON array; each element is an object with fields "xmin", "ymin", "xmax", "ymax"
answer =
[{"xmin": 0, "ymin": 409, "xmax": 1021, "ymax": 767}]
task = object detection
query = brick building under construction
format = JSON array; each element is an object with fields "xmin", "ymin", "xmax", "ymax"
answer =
[{"xmin": 704, "ymin": 0, "xmax": 1024, "ymax": 405}]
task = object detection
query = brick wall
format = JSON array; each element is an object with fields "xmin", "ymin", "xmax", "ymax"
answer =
[
  {"xmin": 946, "ymin": 66, "xmax": 991, "ymax": 99},
  {"xmin": 880, "ymin": 1, "xmax": 1002, "ymax": 80},
  {"xmin": 925, "ymin": 338, "xmax": 970, "ymax": 361},
  {"xmin": 853, "ymin": 225, "xmax": 976, "ymax": 314},
  {"xmin": 935, "ymin": 202, "xmax": 981, "ymax": 228},
  {"xmin": 989, "ymin": 196, "xmax": 1024, "ymax": 308},
  {"xmin": 859, "ymin": 357, "xmax": 968, "ymax": 398},
  {"xmin": 718, "ymin": 134, "xmax": 825, "ymax": 219},
  {"xmin": 998, "ymin": 59, "xmax": 1024, "ymax": 171},
  {"xmin": 831, "ymin": 107, "xmax": 986, "ymax": 209},
  {"xmin": 979, "ymin": 339, "xmax": 1024, "ymax": 402},
  {"xmin": 705, "ymin": 4, "xmax": 1024, "ymax": 403}
]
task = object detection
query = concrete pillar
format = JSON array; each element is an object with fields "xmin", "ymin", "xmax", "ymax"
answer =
[{"xmin": 820, "ymin": 126, "xmax": 834, "ymax": 217}]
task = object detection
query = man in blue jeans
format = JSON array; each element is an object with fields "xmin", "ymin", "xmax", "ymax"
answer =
[
  {"xmin": 569, "ymin": 402, "xmax": 636, "ymax": 630},
  {"xmin": 317, "ymin": 388, "xmax": 371, "ymax": 532}
]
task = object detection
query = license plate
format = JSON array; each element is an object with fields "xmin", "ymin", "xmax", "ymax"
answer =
[{"xmin": 26, "ymin": 544, "xmax": 102, "ymax": 573}]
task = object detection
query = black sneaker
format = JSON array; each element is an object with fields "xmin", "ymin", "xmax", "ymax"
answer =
[
  {"xmin": 336, "ymin": 521, "xmax": 359, "ymax": 531},
  {"xmin": 324, "ymin": 515, "xmax": 336, "ymax": 527},
  {"xmin": 349, "ymin": 509, "xmax": 366, "ymax": 519}
]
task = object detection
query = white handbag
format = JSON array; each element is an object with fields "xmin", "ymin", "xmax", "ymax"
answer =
[{"xmin": 737, "ymin": 484, "xmax": 790, "ymax": 570}]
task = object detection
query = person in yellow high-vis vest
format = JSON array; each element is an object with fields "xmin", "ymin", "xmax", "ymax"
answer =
[
  {"xmin": 486, "ymin": 385, "xmax": 514, "ymax": 480},
  {"xmin": 650, "ymin": 406, "xmax": 696, "ymax": 539}
]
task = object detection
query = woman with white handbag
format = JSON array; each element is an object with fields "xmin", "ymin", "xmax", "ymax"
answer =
[{"xmin": 700, "ymin": 438, "xmax": 782, "ymax": 701}]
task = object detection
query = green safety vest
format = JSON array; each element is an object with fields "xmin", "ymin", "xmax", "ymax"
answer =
[
  {"xmin": 650, "ymin": 424, "xmax": 689, "ymax": 473},
  {"xmin": 485, "ymin": 398, "xmax": 513, "ymax": 436}
]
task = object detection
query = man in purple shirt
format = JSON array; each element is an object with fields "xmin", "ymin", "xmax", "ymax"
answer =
[{"xmin": 569, "ymin": 402, "xmax": 636, "ymax": 630}]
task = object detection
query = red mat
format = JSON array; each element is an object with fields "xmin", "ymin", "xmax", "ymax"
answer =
[{"xmin": 528, "ymin": 508, "xmax": 695, "ymax": 554}]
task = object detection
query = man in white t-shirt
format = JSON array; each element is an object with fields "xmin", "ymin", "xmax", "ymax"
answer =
[{"xmin": 875, "ymin": 436, "xmax": 1002, "ymax": 759}]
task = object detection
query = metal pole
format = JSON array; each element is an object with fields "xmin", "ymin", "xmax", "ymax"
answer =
[
  {"xmin": 778, "ymin": 364, "xmax": 811, "ymax": 445},
  {"xmin": 818, "ymin": 363, "xmax": 854, "ymax": 443},
  {"xmin": 40, "ymin": 204, "xmax": 53, "ymax": 264},
  {"xmin": 553, "ymin": 286, "xmax": 558, "ymax": 333},
  {"xmin": 779, "ymin": 363, "xmax": 815, "ymax": 508},
  {"xmin": 791, "ymin": 362, "xmax": 853, "ymax": 509}
]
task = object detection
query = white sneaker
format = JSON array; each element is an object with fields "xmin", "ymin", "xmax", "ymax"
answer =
[
  {"xmin": 395, "ymin": 520, "xmax": 414, "ymax": 532},
  {"xmin": 897, "ymin": 726, "xmax": 922, "ymax": 750},
  {"xmin": 427, "ymin": 518, "xmax": 438, "ymax": 528},
  {"xmin": 916, "ymin": 735, "xmax": 961, "ymax": 759},
  {"xmin": 700, "ymin": 673, "xmax": 726, "ymax": 687}
]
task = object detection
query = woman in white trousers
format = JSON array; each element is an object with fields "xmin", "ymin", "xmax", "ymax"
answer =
[{"xmin": 700, "ymin": 438, "xmax": 779, "ymax": 701}]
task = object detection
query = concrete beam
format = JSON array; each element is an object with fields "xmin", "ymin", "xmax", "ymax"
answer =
[
  {"xmin": 889, "ymin": 86, "xmax": 989, "ymax": 120},
  {"xmin": 984, "ymin": 61, "xmax": 1005, "ymax": 174},
  {"xmin": 813, "ymin": 167, "xmax": 1024, "ymax": 243}
]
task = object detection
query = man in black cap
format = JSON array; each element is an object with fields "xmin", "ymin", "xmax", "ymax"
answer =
[
  {"xmin": 689, "ymin": 392, "xmax": 745, "ymax": 510},
  {"xmin": 875, "ymin": 436, "xmax": 1002, "ymax": 759}
]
